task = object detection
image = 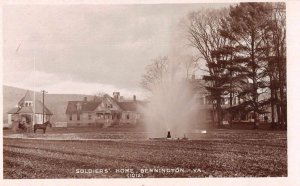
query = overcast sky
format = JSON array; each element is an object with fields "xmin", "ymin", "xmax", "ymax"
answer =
[{"xmin": 3, "ymin": 3, "xmax": 229, "ymax": 98}]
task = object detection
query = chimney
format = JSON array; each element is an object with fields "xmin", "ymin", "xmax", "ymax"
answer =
[
  {"xmin": 84, "ymin": 97, "xmax": 87, "ymax": 102},
  {"xmin": 113, "ymin": 92, "xmax": 120, "ymax": 102},
  {"xmin": 133, "ymin": 95, "xmax": 136, "ymax": 101}
]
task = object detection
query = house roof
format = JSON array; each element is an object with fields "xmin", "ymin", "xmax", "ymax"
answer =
[
  {"xmin": 9, "ymin": 100, "xmax": 53, "ymax": 115},
  {"xmin": 18, "ymin": 97, "xmax": 25, "ymax": 107},
  {"xmin": 7, "ymin": 107, "xmax": 20, "ymax": 114},
  {"xmin": 8, "ymin": 90, "xmax": 53, "ymax": 115},
  {"xmin": 23, "ymin": 90, "xmax": 32, "ymax": 101},
  {"xmin": 18, "ymin": 106, "xmax": 33, "ymax": 114},
  {"xmin": 117, "ymin": 101, "xmax": 140, "ymax": 112},
  {"xmin": 66, "ymin": 101, "xmax": 101, "ymax": 114},
  {"xmin": 66, "ymin": 93, "xmax": 147, "ymax": 114},
  {"xmin": 34, "ymin": 100, "xmax": 52, "ymax": 115},
  {"xmin": 18, "ymin": 90, "xmax": 33, "ymax": 106}
]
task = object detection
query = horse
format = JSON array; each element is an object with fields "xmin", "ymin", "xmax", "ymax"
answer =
[{"xmin": 34, "ymin": 121, "xmax": 52, "ymax": 134}]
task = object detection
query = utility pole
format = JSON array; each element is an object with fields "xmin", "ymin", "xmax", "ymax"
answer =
[{"xmin": 41, "ymin": 90, "xmax": 48, "ymax": 124}]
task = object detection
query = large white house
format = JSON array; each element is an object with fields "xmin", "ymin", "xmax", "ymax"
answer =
[{"xmin": 65, "ymin": 92, "xmax": 143, "ymax": 127}]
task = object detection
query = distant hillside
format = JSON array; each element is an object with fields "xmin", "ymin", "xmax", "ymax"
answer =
[{"xmin": 3, "ymin": 85, "xmax": 93, "ymax": 123}]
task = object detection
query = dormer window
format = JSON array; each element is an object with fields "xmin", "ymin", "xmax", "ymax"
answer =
[{"xmin": 24, "ymin": 101, "xmax": 33, "ymax": 107}]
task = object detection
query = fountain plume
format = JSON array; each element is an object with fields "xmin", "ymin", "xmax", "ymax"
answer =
[{"xmin": 141, "ymin": 57, "xmax": 200, "ymax": 138}]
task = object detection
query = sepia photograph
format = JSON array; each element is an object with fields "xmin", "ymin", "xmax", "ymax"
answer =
[{"xmin": 1, "ymin": 0, "xmax": 298, "ymax": 184}]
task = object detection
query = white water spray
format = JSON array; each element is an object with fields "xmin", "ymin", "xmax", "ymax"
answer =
[{"xmin": 141, "ymin": 58, "xmax": 200, "ymax": 138}]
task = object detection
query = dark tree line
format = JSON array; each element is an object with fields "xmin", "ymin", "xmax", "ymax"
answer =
[{"xmin": 186, "ymin": 3, "xmax": 286, "ymax": 129}]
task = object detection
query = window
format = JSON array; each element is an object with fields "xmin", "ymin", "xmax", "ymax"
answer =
[
  {"xmin": 88, "ymin": 114, "xmax": 92, "ymax": 120},
  {"xmin": 69, "ymin": 114, "xmax": 72, "ymax": 121},
  {"xmin": 97, "ymin": 113, "xmax": 105, "ymax": 119},
  {"xmin": 127, "ymin": 114, "xmax": 130, "ymax": 120},
  {"xmin": 77, "ymin": 113, "xmax": 80, "ymax": 121}
]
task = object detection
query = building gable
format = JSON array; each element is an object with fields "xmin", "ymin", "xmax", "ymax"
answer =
[
  {"xmin": 93, "ymin": 95, "xmax": 122, "ymax": 112},
  {"xmin": 7, "ymin": 90, "xmax": 52, "ymax": 115}
]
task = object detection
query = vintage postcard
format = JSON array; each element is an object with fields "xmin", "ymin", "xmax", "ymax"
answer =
[{"xmin": 1, "ymin": 0, "xmax": 299, "ymax": 185}]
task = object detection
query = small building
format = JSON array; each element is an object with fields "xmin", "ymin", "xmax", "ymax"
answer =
[
  {"xmin": 7, "ymin": 90, "xmax": 53, "ymax": 129},
  {"xmin": 65, "ymin": 93, "xmax": 142, "ymax": 127}
]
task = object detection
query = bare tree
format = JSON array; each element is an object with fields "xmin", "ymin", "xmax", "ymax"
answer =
[
  {"xmin": 185, "ymin": 3, "xmax": 286, "ymax": 130},
  {"xmin": 93, "ymin": 91, "xmax": 106, "ymax": 102},
  {"xmin": 140, "ymin": 56, "xmax": 168, "ymax": 92},
  {"xmin": 266, "ymin": 2, "xmax": 286, "ymax": 128},
  {"xmin": 181, "ymin": 55, "xmax": 200, "ymax": 79},
  {"xmin": 185, "ymin": 8, "xmax": 229, "ymax": 127}
]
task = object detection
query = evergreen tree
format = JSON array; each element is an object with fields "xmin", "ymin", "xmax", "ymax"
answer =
[{"xmin": 219, "ymin": 3, "xmax": 274, "ymax": 129}]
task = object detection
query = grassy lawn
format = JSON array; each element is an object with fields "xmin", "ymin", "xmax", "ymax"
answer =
[{"xmin": 3, "ymin": 129, "xmax": 287, "ymax": 178}]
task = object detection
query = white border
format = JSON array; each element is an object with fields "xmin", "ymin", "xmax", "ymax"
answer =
[{"xmin": 1, "ymin": 0, "xmax": 300, "ymax": 186}]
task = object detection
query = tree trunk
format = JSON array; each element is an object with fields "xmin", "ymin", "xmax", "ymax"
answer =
[
  {"xmin": 211, "ymin": 108, "xmax": 216, "ymax": 127},
  {"xmin": 278, "ymin": 60, "xmax": 285, "ymax": 129},
  {"xmin": 274, "ymin": 90, "xmax": 281, "ymax": 128},
  {"xmin": 229, "ymin": 69, "xmax": 233, "ymax": 128},
  {"xmin": 216, "ymin": 98, "xmax": 222, "ymax": 128},
  {"xmin": 251, "ymin": 31, "xmax": 259, "ymax": 129},
  {"xmin": 270, "ymin": 78, "xmax": 276, "ymax": 128}
]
